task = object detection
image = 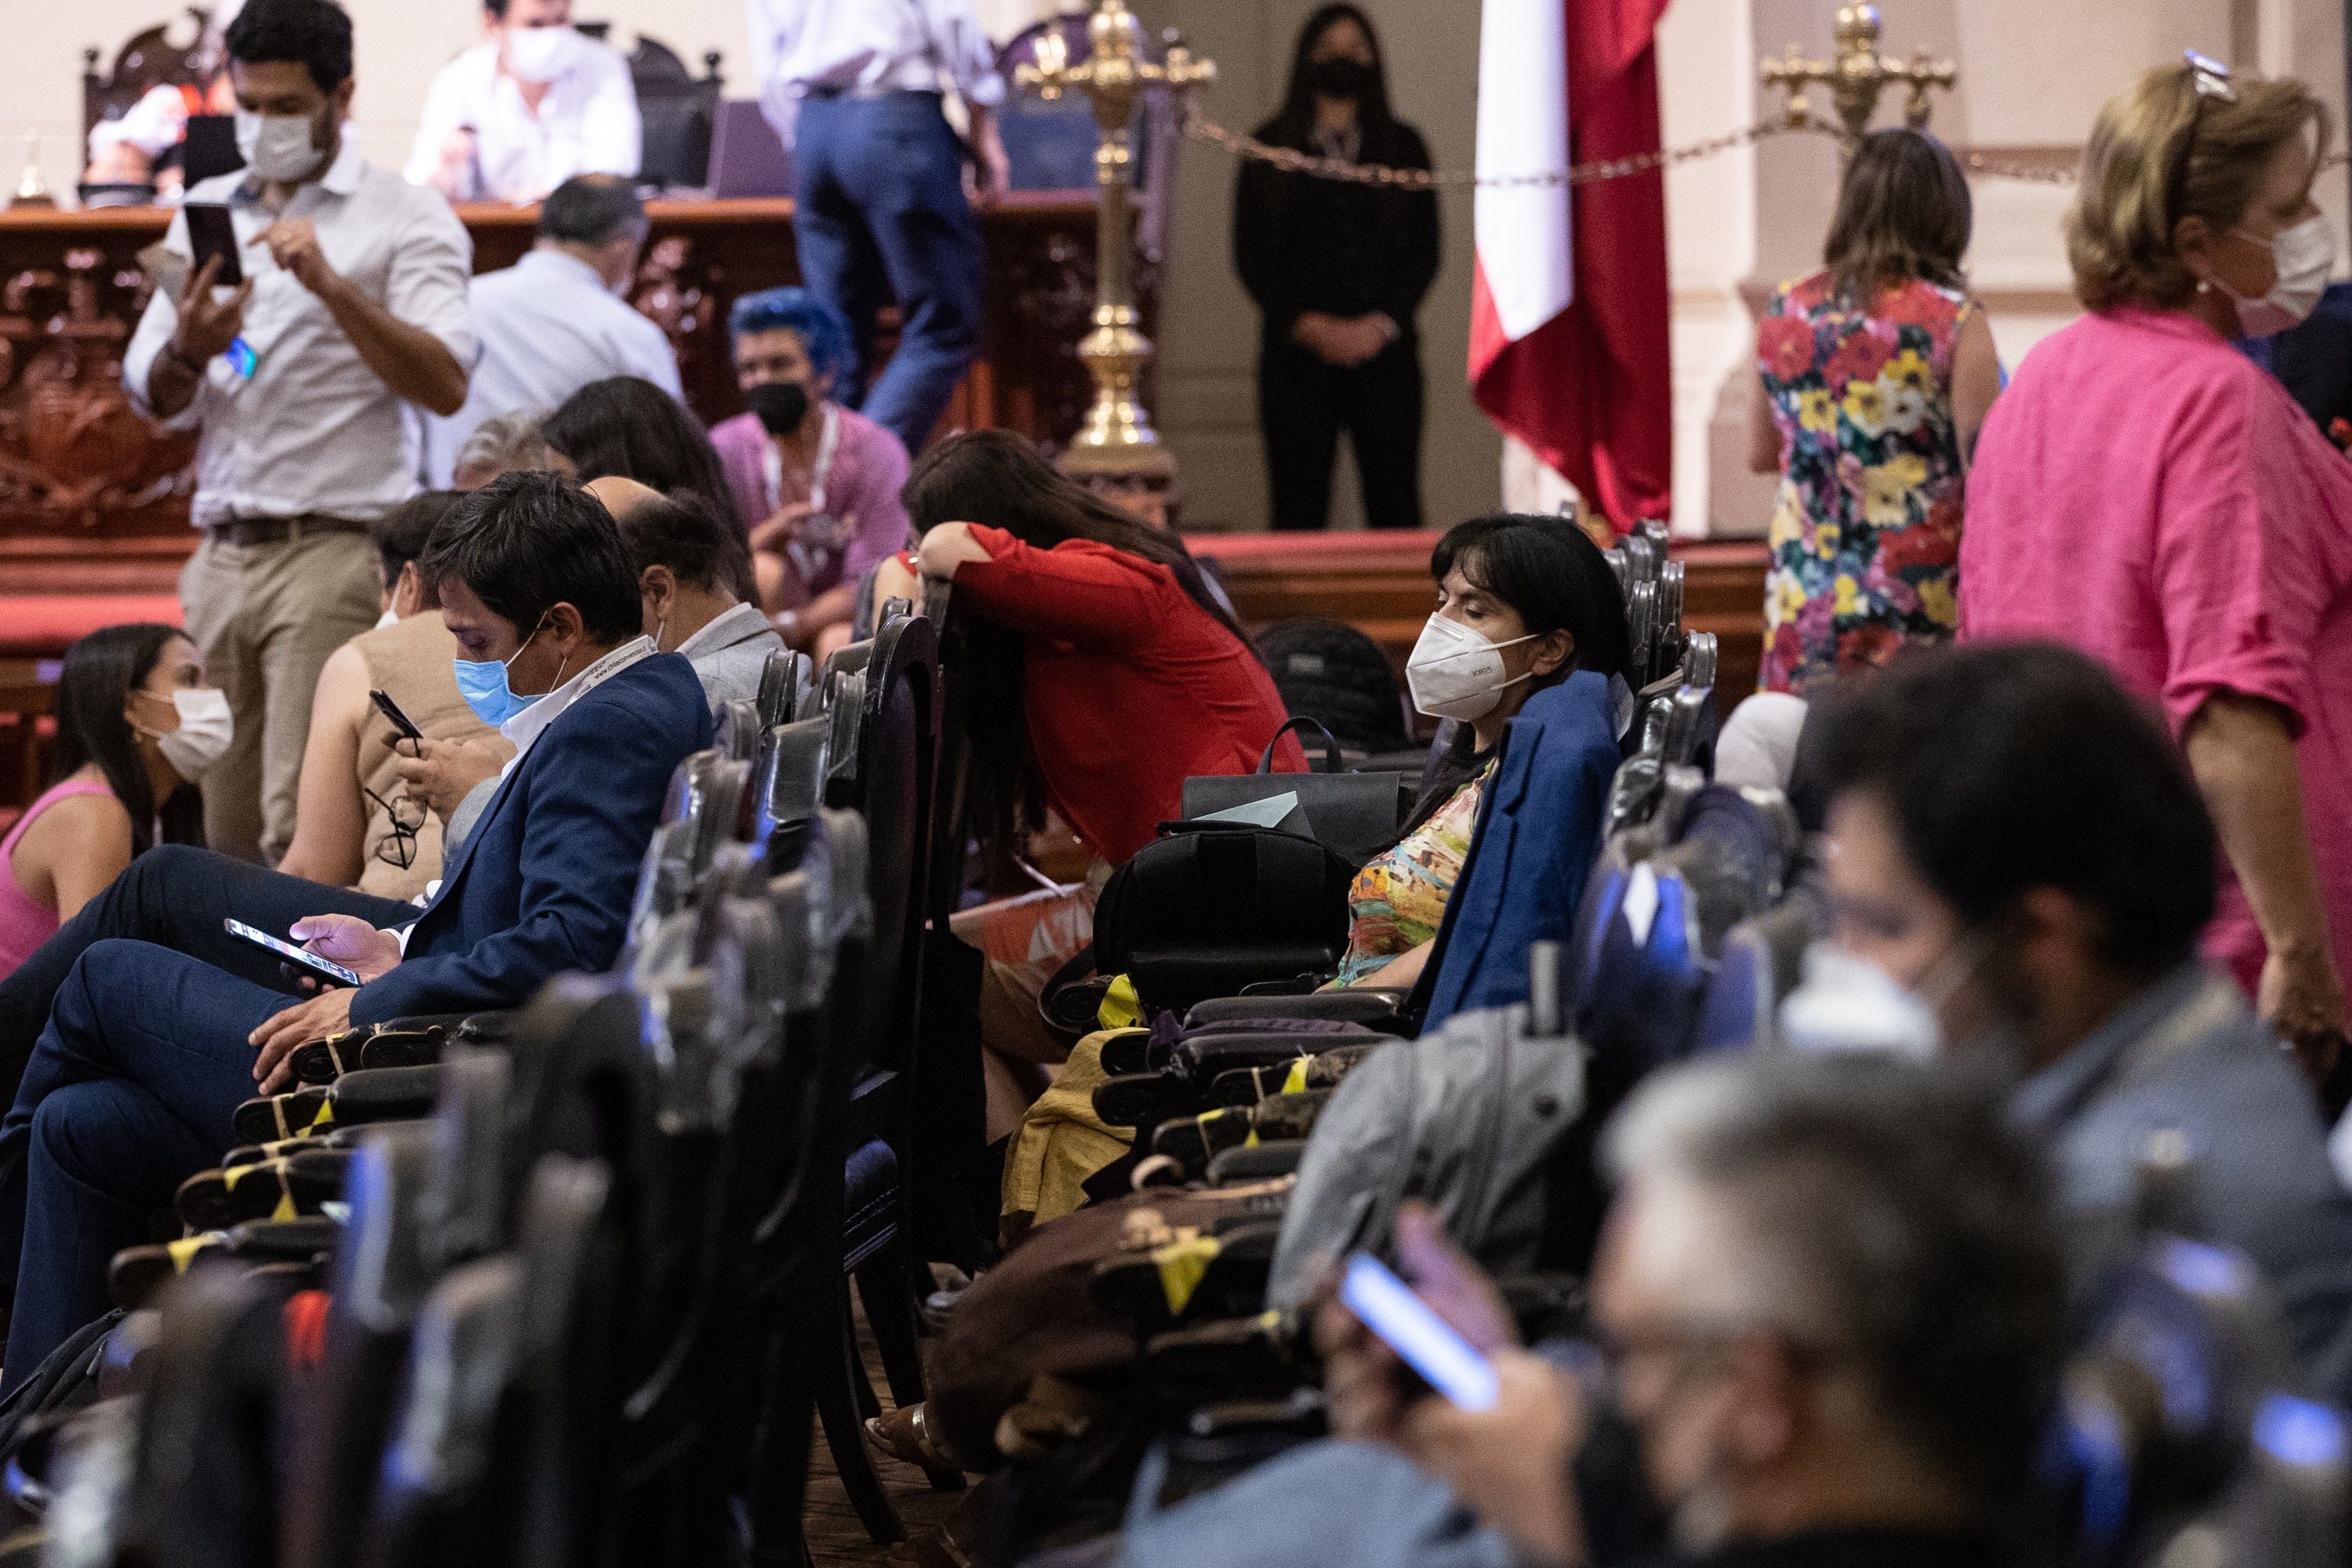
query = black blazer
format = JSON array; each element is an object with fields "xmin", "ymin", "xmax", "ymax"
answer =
[{"xmin": 1232, "ymin": 114, "xmax": 1441, "ymax": 345}]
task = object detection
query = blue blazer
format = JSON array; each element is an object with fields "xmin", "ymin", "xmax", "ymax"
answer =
[
  {"xmin": 1414, "ymin": 672, "xmax": 1619, "ymax": 1033},
  {"xmin": 350, "ymin": 652, "xmax": 713, "ymax": 1025}
]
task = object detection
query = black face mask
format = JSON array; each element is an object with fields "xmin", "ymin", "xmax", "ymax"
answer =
[
  {"xmin": 746, "ymin": 381, "xmax": 811, "ymax": 439},
  {"xmin": 1308, "ymin": 56, "xmax": 1374, "ymax": 101},
  {"xmin": 1566, "ymin": 1365, "xmax": 1676, "ymax": 1564}
]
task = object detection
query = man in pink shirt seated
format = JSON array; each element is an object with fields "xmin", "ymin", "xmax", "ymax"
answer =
[{"xmin": 1962, "ymin": 56, "xmax": 2352, "ymax": 1073}]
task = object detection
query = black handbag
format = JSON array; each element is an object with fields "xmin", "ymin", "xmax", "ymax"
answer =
[{"xmin": 1180, "ymin": 717, "xmax": 1407, "ymax": 868}]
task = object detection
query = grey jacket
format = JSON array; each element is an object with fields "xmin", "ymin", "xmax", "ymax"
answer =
[
  {"xmin": 677, "ymin": 601, "xmax": 787, "ymax": 715},
  {"xmin": 2014, "ymin": 962, "xmax": 2352, "ymax": 1403}
]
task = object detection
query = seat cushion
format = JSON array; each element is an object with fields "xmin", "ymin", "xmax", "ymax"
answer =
[{"xmin": 842, "ymin": 1137, "xmax": 900, "ymax": 1269}]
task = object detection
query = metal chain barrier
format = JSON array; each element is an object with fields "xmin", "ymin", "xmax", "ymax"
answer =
[
  {"xmin": 1958, "ymin": 151, "xmax": 2077, "ymax": 186},
  {"xmin": 1184, "ymin": 104, "xmax": 2113, "ymax": 189},
  {"xmin": 1180, "ymin": 106, "xmax": 1820, "ymax": 187}
]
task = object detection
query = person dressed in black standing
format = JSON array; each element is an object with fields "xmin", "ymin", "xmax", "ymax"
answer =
[{"xmin": 1235, "ymin": 5, "xmax": 1440, "ymax": 532}]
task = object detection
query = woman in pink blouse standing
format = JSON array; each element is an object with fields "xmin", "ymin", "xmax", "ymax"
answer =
[
  {"xmin": 709, "ymin": 288, "xmax": 914, "ymax": 663},
  {"xmin": 1963, "ymin": 57, "xmax": 2352, "ymax": 1076}
]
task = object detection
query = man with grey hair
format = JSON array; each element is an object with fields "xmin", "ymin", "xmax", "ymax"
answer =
[
  {"xmin": 423, "ymin": 172, "xmax": 681, "ymax": 487},
  {"xmin": 1315, "ymin": 1051, "xmax": 2067, "ymax": 1568},
  {"xmin": 451, "ymin": 409, "xmax": 552, "ymax": 492}
]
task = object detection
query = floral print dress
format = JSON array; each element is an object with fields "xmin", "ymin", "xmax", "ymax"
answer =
[{"xmin": 1755, "ymin": 271, "xmax": 1974, "ymax": 694}]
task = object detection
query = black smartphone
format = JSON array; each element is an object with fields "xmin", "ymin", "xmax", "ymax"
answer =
[
  {"xmin": 224, "ymin": 918, "xmax": 363, "ymax": 989},
  {"xmin": 183, "ymin": 201, "xmax": 243, "ymax": 288},
  {"xmin": 370, "ymin": 688, "xmax": 424, "ymax": 746}
]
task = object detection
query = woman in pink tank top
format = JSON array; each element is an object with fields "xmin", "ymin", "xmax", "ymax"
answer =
[{"xmin": 0, "ymin": 625, "xmax": 220, "ymax": 980}]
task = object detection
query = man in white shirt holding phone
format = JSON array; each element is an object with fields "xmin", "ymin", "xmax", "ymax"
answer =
[{"xmin": 122, "ymin": 0, "xmax": 476, "ymax": 866}]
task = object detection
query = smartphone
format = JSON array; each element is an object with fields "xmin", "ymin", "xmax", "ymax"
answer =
[
  {"xmin": 183, "ymin": 201, "xmax": 244, "ymax": 288},
  {"xmin": 1339, "ymin": 1252, "xmax": 1501, "ymax": 1412},
  {"xmin": 224, "ymin": 918, "xmax": 363, "ymax": 989},
  {"xmin": 369, "ymin": 689, "xmax": 424, "ymax": 746}
]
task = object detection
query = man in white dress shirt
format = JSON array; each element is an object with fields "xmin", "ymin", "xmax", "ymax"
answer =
[
  {"xmin": 746, "ymin": 0, "xmax": 1011, "ymax": 456},
  {"xmin": 422, "ymin": 173, "xmax": 682, "ymax": 488},
  {"xmin": 406, "ymin": 0, "xmax": 641, "ymax": 204},
  {"xmin": 123, "ymin": 0, "xmax": 477, "ymax": 865}
]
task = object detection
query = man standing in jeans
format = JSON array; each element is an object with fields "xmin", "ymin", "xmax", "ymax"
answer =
[
  {"xmin": 123, "ymin": 0, "xmax": 475, "ymax": 862},
  {"xmin": 747, "ymin": 0, "xmax": 1011, "ymax": 457}
]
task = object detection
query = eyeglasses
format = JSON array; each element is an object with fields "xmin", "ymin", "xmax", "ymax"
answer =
[
  {"xmin": 2168, "ymin": 49, "xmax": 2238, "ymax": 234},
  {"xmin": 365, "ymin": 783, "xmax": 426, "ymax": 872},
  {"xmin": 1580, "ymin": 1318, "xmax": 1849, "ymax": 1408}
]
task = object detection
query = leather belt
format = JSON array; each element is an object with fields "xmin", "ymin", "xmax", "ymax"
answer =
[
  {"xmin": 205, "ymin": 514, "xmax": 370, "ymax": 548},
  {"xmin": 804, "ymin": 85, "xmax": 943, "ymax": 103}
]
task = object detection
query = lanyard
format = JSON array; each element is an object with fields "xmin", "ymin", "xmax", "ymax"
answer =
[{"xmin": 760, "ymin": 401, "xmax": 840, "ymax": 518}]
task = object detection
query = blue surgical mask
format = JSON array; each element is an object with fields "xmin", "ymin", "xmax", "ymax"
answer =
[{"xmin": 452, "ymin": 622, "xmax": 549, "ymax": 728}]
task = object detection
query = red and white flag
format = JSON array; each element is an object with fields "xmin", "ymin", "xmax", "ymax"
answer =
[{"xmin": 1469, "ymin": 0, "xmax": 1673, "ymax": 530}]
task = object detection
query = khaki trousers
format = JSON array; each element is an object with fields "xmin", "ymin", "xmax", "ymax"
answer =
[{"xmin": 179, "ymin": 528, "xmax": 380, "ymax": 864}]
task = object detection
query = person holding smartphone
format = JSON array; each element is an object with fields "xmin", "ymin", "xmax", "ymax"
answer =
[
  {"xmin": 122, "ymin": 0, "xmax": 477, "ymax": 869},
  {"xmin": 1309, "ymin": 1055, "xmax": 2063, "ymax": 1568},
  {"xmin": 0, "ymin": 475, "xmax": 710, "ymax": 1393},
  {"xmin": 275, "ymin": 492, "xmax": 505, "ymax": 901}
]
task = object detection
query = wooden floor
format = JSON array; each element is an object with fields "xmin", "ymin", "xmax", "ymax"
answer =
[{"xmin": 805, "ymin": 1317, "xmax": 972, "ymax": 1568}]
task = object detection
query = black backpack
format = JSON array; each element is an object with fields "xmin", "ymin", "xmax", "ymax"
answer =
[{"xmin": 1084, "ymin": 826, "xmax": 1356, "ymax": 1018}]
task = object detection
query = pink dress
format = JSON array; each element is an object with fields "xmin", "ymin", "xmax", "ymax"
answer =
[
  {"xmin": 0, "ymin": 779, "xmax": 119, "ymax": 980},
  {"xmin": 1961, "ymin": 305, "xmax": 2352, "ymax": 999}
]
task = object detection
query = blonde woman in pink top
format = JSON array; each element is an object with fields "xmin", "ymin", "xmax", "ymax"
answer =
[
  {"xmin": 0, "ymin": 626, "xmax": 220, "ymax": 983},
  {"xmin": 1963, "ymin": 57, "xmax": 2352, "ymax": 1076}
]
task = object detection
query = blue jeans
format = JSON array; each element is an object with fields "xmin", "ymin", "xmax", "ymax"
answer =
[
  {"xmin": 0, "ymin": 845, "xmax": 411, "ymax": 1389},
  {"xmin": 793, "ymin": 92, "xmax": 984, "ymax": 455}
]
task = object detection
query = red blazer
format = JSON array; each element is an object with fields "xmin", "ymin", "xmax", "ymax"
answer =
[{"xmin": 954, "ymin": 527, "xmax": 1305, "ymax": 863}]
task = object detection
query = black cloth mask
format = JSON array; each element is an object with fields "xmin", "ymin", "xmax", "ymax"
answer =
[
  {"xmin": 746, "ymin": 381, "xmax": 811, "ymax": 438},
  {"xmin": 1308, "ymin": 56, "xmax": 1375, "ymax": 101}
]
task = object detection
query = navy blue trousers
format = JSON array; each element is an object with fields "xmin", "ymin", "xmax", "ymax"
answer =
[
  {"xmin": 793, "ymin": 91, "xmax": 984, "ymax": 456},
  {"xmin": 0, "ymin": 844, "xmax": 410, "ymax": 1390}
]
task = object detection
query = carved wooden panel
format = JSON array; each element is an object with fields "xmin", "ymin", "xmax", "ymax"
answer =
[
  {"xmin": 0, "ymin": 194, "xmax": 1127, "ymax": 596},
  {"xmin": 0, "ymin": 229, "xmax": 200, "ymax": 594}
]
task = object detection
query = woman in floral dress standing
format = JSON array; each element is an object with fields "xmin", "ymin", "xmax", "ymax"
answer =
[{"xmin": 1750, "ymin": 129, "xmax": 2004, "ymax": 694}]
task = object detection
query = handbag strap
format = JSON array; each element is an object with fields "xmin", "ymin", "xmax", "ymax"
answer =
[{"xmin": 1260, "ymin": 715, "xmax": 1344, "ymax": 775}]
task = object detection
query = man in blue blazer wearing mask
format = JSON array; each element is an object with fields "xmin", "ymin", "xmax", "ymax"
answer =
[{"xmin": 0, "ymin": 471, "xmax": 712, "ymax": 1387}]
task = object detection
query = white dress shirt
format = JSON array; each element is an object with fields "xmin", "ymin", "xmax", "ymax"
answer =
[
  {"xmin": 405, "ymin": 38, "xmax": 642, "ymax": 202},
  {"xmin": 419, "ymin": 247, "xmax": 683, "ymax": 487},
  {"xmin": 122, "ymin": 142, "xmax": 478, "ymax": 528},
  {"xmin": 498, "ymin": 633, "xmax": 658, "ymax": 759},
  {"xmin": 390, "ymin": 633, "xmax": 658, "ymax": 946},
  {"xmin": 89, "ymin": 84, "xmax": 197, "ymax": 163},
  {"xmin": 746, "ymin": 0, "xmax": 1004, "ymax": 143}
]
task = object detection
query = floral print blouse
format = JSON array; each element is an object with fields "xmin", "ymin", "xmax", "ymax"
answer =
[
  {"xmin": 1755, "ymin": 270, "xmax": 1974, "ymax": 694},
  {"xmin": 1332, "ymin": 764, "xmax": 1490, "ymax": 987}
]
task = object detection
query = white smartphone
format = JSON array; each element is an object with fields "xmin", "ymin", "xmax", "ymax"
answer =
[
  {"xmin": 1339, "ymin": 1251, "xmax": 1501, "ymax": 1412},
  {"xmin": 224, "ymin": 918, "xmax": 363, "ymax": 989}
]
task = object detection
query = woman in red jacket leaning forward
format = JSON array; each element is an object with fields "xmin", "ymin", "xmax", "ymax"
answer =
[{"xmin": 876, "ymin": 431, "xmax": 1305, "ymax": 1138}]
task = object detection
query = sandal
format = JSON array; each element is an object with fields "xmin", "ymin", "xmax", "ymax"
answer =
[{"xmin": 864, "ymin": 1400, "xmax": 960, "ymax": 1472}]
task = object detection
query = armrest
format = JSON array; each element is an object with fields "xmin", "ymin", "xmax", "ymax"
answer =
[
  {"xmin": 1185, "ymin": 991, "xmax": 1410, "ymax": 1031},
  {"xmin": 1207, "ymin": 1140, "xmax": 1306, "ymax": 1184}
]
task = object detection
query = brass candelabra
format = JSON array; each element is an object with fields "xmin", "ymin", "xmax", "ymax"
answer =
[
  {"xmin": 1016, "ymin": 0, "xmax": 1215, "ymax": 481},
  {"xmin": 1761, "ymin": 3, "xmax": 1955, "ymax": 149}
]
